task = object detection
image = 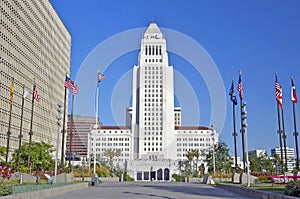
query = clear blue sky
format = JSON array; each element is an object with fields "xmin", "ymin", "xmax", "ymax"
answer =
[{"xmin": 51, "ymin": 0, "xmax": 300, "ymax": 157}]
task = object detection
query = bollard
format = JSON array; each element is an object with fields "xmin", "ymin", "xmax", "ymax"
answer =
[{"xmin": 20, "ymin": 172, "xmax": 23, "ymax": 184}]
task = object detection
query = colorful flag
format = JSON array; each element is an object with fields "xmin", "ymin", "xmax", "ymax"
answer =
[
  {"xmin": 291, "ymin": 78, "xmax": 298, "ymax": 103},
  {"xmin": 275, "ymin": 75, "xmax": 282, "ymax": 108},
  {"xmin": 9, "ymin": 79, "xmax": 14, "ymax": 105},
  {"xmin": 229, "ymin": 80, "xmax": 237, "ymax": 105},
  {"xmin": 73, "ymin": 85, "xmax": 80, "ymax": 95},
  {"xmin": 33, "ymin": 84, "xmax": 40, "ymax": 102},
  {"xmin": 238, "ymin": 73, "xmax": 243, "ymax": 100},
  {"xmin": 23, "ymin": 88, "xmax": 30, "ymax": 99},
  {"xmin": 98, "ymin": 72, "xmax": 106, "ymax": 83},
  {"xmin": 64, "ymin": 76, "xmax": 74, "ymax": 90}
]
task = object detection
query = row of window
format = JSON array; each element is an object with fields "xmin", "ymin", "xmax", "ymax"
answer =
[
  {"xmin": 145, "ymin": 66, "xmax": 161, "ymax": 70},
  {"xmin": 144, "ymin": 94, "xmax": 162, "ymax": 98},
  {"xmin": 99, "ymin": 130, "xmax": 130, "ymax": 134},
  {"xmin": 145, "ymin": 59, "xmax": 162, "ymax": 63},
  {"xmin": 144, "ymin": 75, "xmax": 162, "ymax": 80},
  {"xmin": 177, "ymin": 137, "xmax": 210, "ymax": 142},
  {"xmin": 177, "ymin": 143, "xmax": 211, "ymax": 147},
  {"xmin": 144, "ymin": 142, "xmax": 162, "ymax": 146},
  {"xmin": 144, "ymin": 137, "xmax": 162, "ymax": 141},
  {"xmin": 144, "ymin": 80, "xmax": 161, "ymax": 84},
  {"xmin": 102, "ymin": 137, "xmax": 130, "ymax": 141},
  {"xmin": 144, "ymin": 122, "xmax": 162, "ymax": 126},
  {"xmin": 144, "ymin": 147, "xmax": 162, "ymax": 152},
  {"xmin": 145, "ymin": 45, "xmax": 162, "ymax": 56},
  {"xmin": 144, "ymin": 89, "xmax": 162, "ymax": 93},
  {"xmin": 144, "ymin": 132, "xmax": 162, "ymax": 136}
]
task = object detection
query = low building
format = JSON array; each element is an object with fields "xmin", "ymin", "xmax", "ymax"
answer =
[{"xmin": 271, "ymin": 147, "xmax": 295, "ymax": 172}]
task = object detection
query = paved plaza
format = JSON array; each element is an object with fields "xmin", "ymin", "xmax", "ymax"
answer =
[{"xmin": 50, "ymin": 182, "xmax": 253, "ymax": 199}]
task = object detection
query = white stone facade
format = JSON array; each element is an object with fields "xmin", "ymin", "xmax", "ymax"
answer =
[
  {"xmin": 89, "ymin": 22, "xmax": 219, "ymax": 180},
  {"xmin": 271, "ymin": 147, "xmax": 295, "ymax": 172}
]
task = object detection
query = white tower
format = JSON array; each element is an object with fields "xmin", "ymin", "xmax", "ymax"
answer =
[{"xmin": 131, "ymin": 22, "xmax": 176, "ymax": 160}]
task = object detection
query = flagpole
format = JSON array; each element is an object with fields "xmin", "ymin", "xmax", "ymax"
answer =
[
  {"xmin": 68, "ymin": 93, "xmax": 74, "ymax": 172},
  {"xmin": 292, "ymin": 77, "xmax": 299, "ymax": 170},
  {"xmin": 27, "ymin": 81, "xmax": 36, "ymax": 172},
  {"xmin": 61, "ymin": 85, "xmax": 67, "ymax": 172},
  {"xmin": 17, "ymin": 85, "xmax": 26, "ymax": 171},
  {"xmin": 94, "ymin": 72, "xmax": 99, "ymax": 175},
  {"xmin": 5, "ymin": 77, "xmax": 14, "ymax": 166},
  {"xmin": 281, "ymin": 105, "xmax": 288, "ymax": 172},
  {"xmin": 238, "ymin": 70, "xmax": 246, "ymax": 172},
  {"xmin": 231, "ymin": 79, "xmax": 238, "ymax": 172},
  {"xmin": 275, "ymin": 74, "xmax": 284, "ymax": 174}
]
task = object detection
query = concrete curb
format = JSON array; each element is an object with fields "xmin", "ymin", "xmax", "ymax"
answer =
[
  {"xmin": 1, "ymin": 182, "xmax": 88, "ymax": 199},
  {"xmin": 217, "ymin": 184, "xmax": 298, "ymax": 199}
]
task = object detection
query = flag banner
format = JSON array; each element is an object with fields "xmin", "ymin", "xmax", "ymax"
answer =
[
  {"xmin": 64, "ymin": 76, "xmax": 75, "ymax": 90},
  {"xmin": 9, "ymin": 80, "xmax": 14, "ymax": 105},
  {"xmin": 238, "ymin": 73, "xmax": 243, "ymax": 100},
  {"xmin": 33, "ymin": 84, "xmax": 40, "ymax": 102},
  {"xmin": 73, "ymin": 85, "xmax": 80, "ymax": 95},
  {"xmin": 229, "ymin": 80, "xmax": 237, "ymax": 105},
  {"xmin": 98, "ymin": 72, "xmax": 106, "ymax": 83},
  {"xmin": 23, "ymin": 88, "xmax": 30, "ymax": 99},
  {"xmin": 292, "ymin": 78, "xmax": 298, "ymax": 103},
  {"xmin": 275, "ymin": 76, "xmax": 282, "ymax": 108}
]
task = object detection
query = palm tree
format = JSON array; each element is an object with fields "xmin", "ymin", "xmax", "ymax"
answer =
[
  {"xmin": 186, "ymin": 150, "xmax": 195, "ymax": 175},
  {"xmin": 194, "ymin": 149, "xmax": 200, "ymax": 174},
  {"xmin": 103, "ymin": 149, "xmax": 121, "ymax": 172}
]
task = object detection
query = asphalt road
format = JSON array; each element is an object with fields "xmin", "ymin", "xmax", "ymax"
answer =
[{"xmin": 49, "ymin": 182, "xmax": 254, "ymax": 199}]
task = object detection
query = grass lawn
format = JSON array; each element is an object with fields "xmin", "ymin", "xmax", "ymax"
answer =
[
  {"xmin": 12, "ymin": 182, "xmax": 79, "ymax": 194},
  {"xmin": 248, "ymin": 183, "xmax": 285, "ymax": 194}
]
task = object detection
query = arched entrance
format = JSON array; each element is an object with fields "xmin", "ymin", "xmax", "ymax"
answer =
[
  {"xmin": 157, "ymin": 168, "xmax": 163, "ymax": 180},
  {"xmin": 164, "ymin": 168, "xmax": 170, "ymax": 181}
]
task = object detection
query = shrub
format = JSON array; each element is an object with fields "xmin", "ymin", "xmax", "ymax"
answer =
[
  {"xmin": 172, "ymin": 174, "xmax": 185, "ymax": 182},
  {"xmin": 0, "ymin": 185, "xmax": 13, "ymax": 196},
  {"xmin": 124, "ymin": 173, "xmax": 134, "ymax": 181},
  {"xmin": 284, "ymin": 181, "xmax": 300, "ymax": 196},
  {"xmin": 96, "ymin": 166, "xmax": 110, "ymax": 177}
]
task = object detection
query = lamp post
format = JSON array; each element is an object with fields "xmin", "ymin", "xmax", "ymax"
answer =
[
  {"xmin": 81, "ymin": 158, "xmax": 85, "ymax": 181},
  {"xmin": 93, "ymin": 131, "xmax": 96, "ymax": 175},
  {"xmin": 211, "ymin": 125, "xmax": 216, "ymax": 176},
  {"xmin": 241, "ymin": 102, "xmax": 250, "ymax": 187},
  {"xmin": 54, "ymin": 103, "xmax": 62, "ymax": 183}
]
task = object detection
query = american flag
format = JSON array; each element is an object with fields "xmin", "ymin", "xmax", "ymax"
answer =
[
  {"xmin": 291, "ymin": 78, "xmax": 297, "ymax": 103},
  {"xmin": 73, "ymin": 85, "xmax": 80, "ymax": 95},
  {"xmin": 275, "ymin": 75, "xmax": 282, "ymax": 108},
  {"xmin": 33, "ymin": 84, "xmax": 40, "ymax": 102},
  {"xmin": 98, "ymin": 72, "xmax": 106, "ymax": 83},
  {"xmin": 64, "ymin": 76, "xmax": 74, "ymax": 90},
  {"xmin": 238, "ymin": 73, "xmax": 243, "ymax": 100}
]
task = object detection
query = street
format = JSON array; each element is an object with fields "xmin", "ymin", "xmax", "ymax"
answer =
[{"xmin": 50, "ymin": 182, "xmax": 253, "ymax": 199}]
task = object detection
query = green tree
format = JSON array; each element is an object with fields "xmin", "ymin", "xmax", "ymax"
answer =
[
  {"xmin": 185, "ymin": 150, "xmax": 195, "ymax": 175},
  {"xmin": 206, "ymin": 141, "xmax": 233, "ymax": 174},
  {"xmin": 194, "ymin": 149, "xmax": 200, "ymax": 174},
  {"xmin": 0, "ymin": 146, "xmax": 6, "ymax": 163},
  {"xmin": 11, "ymin": 142, "xmax": 55, "ymax": 172},
  {"xmin": 249, "ymin": 152, "xmax": 275, "ymax": 172},
  {"xmin": 103, "ymin": 149, "xmax": 121, "ymax": 172}
]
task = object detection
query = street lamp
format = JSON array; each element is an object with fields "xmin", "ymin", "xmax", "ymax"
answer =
[
  {"xmin": 81, "ymin": 158, "xmax": 85, "ymax": 181},
  {"xmin": 241, "ymin": 102, "xmax": 250, "ymax": 187},
  {"xmin": 54, "ymin": 103, "xmax": 62, "ymax": 183},
  {"xmin": 210, "ymin": 124, "xmax": 216, "ymax": 176}
]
